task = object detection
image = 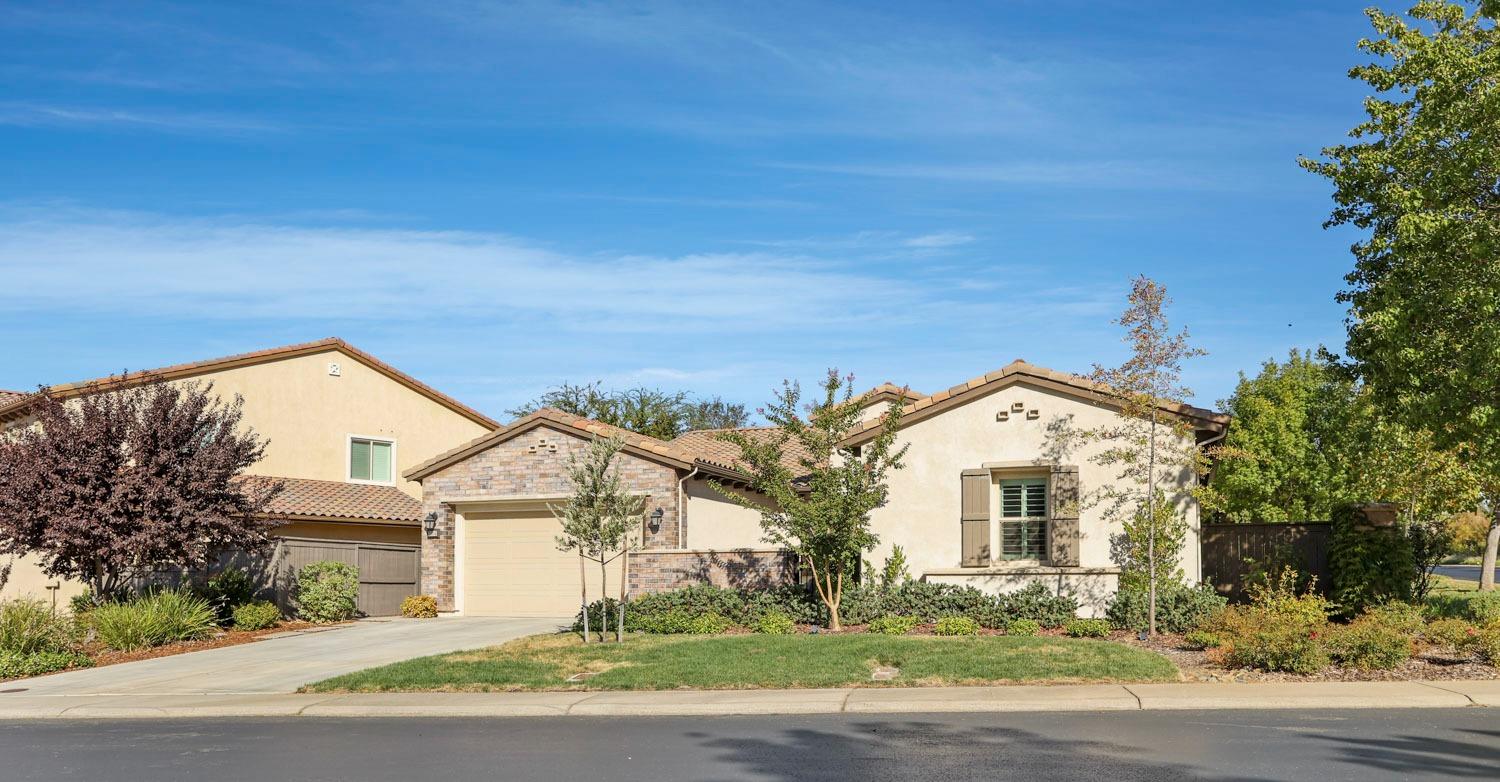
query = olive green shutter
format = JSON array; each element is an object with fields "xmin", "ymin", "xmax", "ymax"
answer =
[
  {"xmin": 960, "ymin": 470, "xmax": 990, "ymax": 567},
  {"xmin": 1048, "ymin": 465, "xmax": 1081, "ymax": 566}
]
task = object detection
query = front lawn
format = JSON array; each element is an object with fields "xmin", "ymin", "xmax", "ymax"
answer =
[{"xmin": 306, "ymin": 632, "xmax": 1179, "ymax": 692}]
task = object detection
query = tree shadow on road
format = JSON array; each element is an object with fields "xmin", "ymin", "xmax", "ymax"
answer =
[
  {"xmin": 692, "ymin": 719, "xmax": 1278, "ymax": 782},
  {"xmin": 1316, "ymin": 728, "xmax": 1500, "ymax": 778}
]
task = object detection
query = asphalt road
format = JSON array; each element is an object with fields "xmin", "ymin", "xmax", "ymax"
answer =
[
  {"xmin": 3, "ymin": 709, "xmax": 1497, "ymax": 781},
  {"xmin": 1434, "ymin": 564, "xmax": 1500, "ymax": 584}
]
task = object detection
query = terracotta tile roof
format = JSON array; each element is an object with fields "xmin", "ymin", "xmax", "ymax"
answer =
[
  {"xmin": 859, "ymin": 382, "xmax": 925, "ymax": 404},
  {"xmin": 0, "ymin": 390, "xmax": 27, "ymax": 408},
  {"xmin": 671, "ymin": 427, "xmax": 817, "ymax": 475},
  {"xmin": 239, "ymin": 475, "xmax": 422, "ymax": 523},
  {"xmin": 405, "ymin": 407, "xmax": 706, "ymax": 481},
  {"xmin": 842, "ymin": 358, "xmax": 1229, "ymax": 445},
  {"xmin": 0, "ymin": 338, "xmax": 498, "ymax": 429}
]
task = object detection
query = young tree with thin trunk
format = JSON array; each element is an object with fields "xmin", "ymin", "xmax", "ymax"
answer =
[
  {"xmin": 0, "ymin": 377, "xmax": 282, "ymax": 601},
  {"xmin": 1301, "ymin": 1, "xmax": 1500, "ymax": 589},
  {"xmin": 715, "ymin": 371, "xmax": 907, "ymax": 631},
  {"xmin": 553, "ymin": 436, "xmax": 643, "ymax": 643},
  {"xmin": 1073, "ymin": 277, "xmax": 1207, "ymax": 636}
]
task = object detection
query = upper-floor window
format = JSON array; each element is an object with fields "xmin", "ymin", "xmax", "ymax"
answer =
[
  {"xmin": 999, "ymin": 478, "xmax": 1047, "ymax": 560},
  {"xmin": 349, "ymin": 436, "xmax": 394, "ymax": 484}
]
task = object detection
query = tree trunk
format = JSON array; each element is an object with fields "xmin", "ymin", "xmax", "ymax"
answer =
[
  {"xmin": 617, "ymin": 548, "xmax": 628, "ymax": 643},
  {"xmin": 599, "ymin": 555, "xmax": 610, "ymax": 641},
  {"xmin": 1146, "ymin": 412, "xmax": 1158, "ymax": 636},
  {"xmin": 1482, "ymin": 505, "xmax": 1499, "ymax": 592},
  {"xmin": 579, "ymin": 551, "xmax": 590, "ymax": 644},
  {"xmin": 828, "ymin": 569, "xmax": 843, "ymax": 632}
]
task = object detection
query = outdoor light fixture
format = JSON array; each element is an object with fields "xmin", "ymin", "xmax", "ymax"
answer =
[
  {"xmin": 649, "ymin": 507, "xmax": 665, "ymax": 532},
  {"xmin": 423, "ymin": 511, "xmax": 439, "ymax": 538}
]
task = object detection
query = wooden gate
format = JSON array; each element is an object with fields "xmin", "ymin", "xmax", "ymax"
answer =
[
  {"xmin": 276, "ymin": 537, "xmax": 419, "ymax": 617},
  {"xmin": 1200, "ymin": 522, "xmax": 1332, "ymax": 602}
]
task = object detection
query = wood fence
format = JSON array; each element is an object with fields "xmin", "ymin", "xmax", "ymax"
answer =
[{"xmin": 1200, "ymin": 521, "xmax": 1332, "ymax": 602}]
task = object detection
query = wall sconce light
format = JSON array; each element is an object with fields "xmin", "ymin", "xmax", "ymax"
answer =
[
  {"xmin": 423, "ymin": 511, "xmax": 439, "ymax": 538},
  {"xmin": 649, "ymin": 507, "xmax": 665, "ymax": 532}
]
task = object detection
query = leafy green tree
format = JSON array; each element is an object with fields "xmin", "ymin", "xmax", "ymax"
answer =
[
  {"xmin": 1301, "ymin": 0, "xmax": 1500, "ymax": 588},
  {"xmin": 714, "ymin": 371, "xmax": 907, "ymax": 630},
  {"xmin": 510, "ymin": 383, "xmax": 748, "ymax": 440},
  {"xmin": 552, "ymin": 436, "xmax": 644, "ymax": 642}
]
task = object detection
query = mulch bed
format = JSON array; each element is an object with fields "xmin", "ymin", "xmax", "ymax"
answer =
[{"xmin": 1120, "ymin": 631, "xmax": 1500, "ymax": 683}]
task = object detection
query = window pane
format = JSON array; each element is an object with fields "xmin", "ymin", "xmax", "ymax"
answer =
[
  {"xmin": 1002, "ymin": 479, "xmax": 1046, "ymax": 518},
  {"xmin": 1000, "ymin": 484, "xmax": 1023, "ymax": 518},
  {"xmin": 371, "ymin": 441, "xmax": 392, "ymax": 482},
  {"xmin": 1024, "ymin": 482, "xmax": 1047, "ymax": 518},
  {"xmin": 350, "ymin": 439, "xmax": 372, "ymax": 481}
]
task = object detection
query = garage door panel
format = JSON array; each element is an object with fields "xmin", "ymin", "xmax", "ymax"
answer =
[{"xmin": 462, "ymin": 510, "xmax": 620, "ymax": 617}]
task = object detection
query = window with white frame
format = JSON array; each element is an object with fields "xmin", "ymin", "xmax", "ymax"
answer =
[
  {"xmin": 999, "ymin": 477, "xmax": 1047, "ymax": 560},
  {"xmin": 349, "ymin": 437, "xmax": 394, "ymax": 483}
]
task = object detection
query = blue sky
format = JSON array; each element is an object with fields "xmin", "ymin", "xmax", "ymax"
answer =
[{"xmin": 2, "ymin": 1, "xmax": 1381, "ymax": 417}]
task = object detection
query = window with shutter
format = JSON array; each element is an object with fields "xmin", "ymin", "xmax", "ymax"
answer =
[{"xmin": 999, "ymin": 478, "xmax": 1047, "ymax": 560}]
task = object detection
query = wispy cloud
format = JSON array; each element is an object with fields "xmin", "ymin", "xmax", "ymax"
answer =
[
  {"xmin": 904, "ymin": 232, "xmax": 974, "ymax": 249},
  {"xmin": 0, "ymin": 102, "xmax": 284, "ymax": 134}
]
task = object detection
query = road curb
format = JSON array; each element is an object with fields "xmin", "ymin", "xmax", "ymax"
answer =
[{"xmin": 1, "ymin": 680, "xmax": 1495, "ymax": 719}]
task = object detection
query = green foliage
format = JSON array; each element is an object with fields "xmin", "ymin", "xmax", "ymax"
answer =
[
  {"xmin": 68, "ymin": 590, "xmax": 95, "ymax": 615},
  {"xmin": 1182, "ymin": 630, "xmax": 1222, "ymax": 650},
  {"xmin": 1003, "ymin": 582, "xmax": 1081, "ymax": 628},
  {"xmin": 867, "ymin": 615, "xmax": 918, "ymax": 635},
  {"xmin": 574, "ymin": 585, "xmax": 821, "ymax": 633},
  {"xmin": 1006, "ymin": 619, "xmax": 1041, "ymax": 637},
  {"xmin": 933, "ymin": 616, "xmax": 981, "ymax": 636},
  {"xmin": 878, "ymin": 545, "xmax": 911, "ymax": 590},
  {"xmin": 1105, "ymin": 583, "xmax": 1227, "ymax": 634},
  {"xmin": 755, "ymin": 611, "xmax": 796, "ymax": 635},
  {"xmin": 1064, "ymin": 618, "xmax": 1110, "ymax": 638},
  {"xmin": 1362, "ymin": 602, "xmax": 1426, "ymax": 636},
  {"xmin": 1424, "ymin": 618, "xmax": 1481, "ymax": 653},
  {"xmin": 400, "ymin": 595, "xmax": 439, "ymax": 619},
  {"xmin": 201, "ymin": 569, "xmax": 257, "ymax": 624},
  {"xmin": 1478, "ymin": 624, "xmax": 1500, "ymax": 664},
  {"xmin": 232, "ymin": 600, "xmax": 282, "ymax": 630},
  {"xmin": 0, "ymin": 598, "xmax": 78, "ymax": 655},
  {"xmin": 1209, "ymin": 351, "xmax": 1356, "ymax": 521},
  {"xmin": 841, "ymin": 580, "xmax": 1076, "ymax": 628},
  {"xmin": 507, "ymin": 382, "xmax": 748, "ymax": 440},
  {"xmin": 687, "ymin": 612, "xmax": 734, "ymax": 635},
  {"xmin": 295, "ymin": 560, "xmax": 360, "ymax": 623},
  {"xmin": 552, "ymin": 435, "xmax": 644, "ymax": 641},
  {"xmin": 635, "ymin": 608, "xmax": 695, "ymax": 635},
  {"xmin": 1465, "ymin": 591, "xmax": 1500, "ymax": 624},
  {"xmin": 1208, "ymin": 570, "xmax": 1335, "ymax": 673},
  {"xmin": 1330, "ymin": 504, "xmax": 1415, "ymax": 614},
  {"xmin": 0, "ymin": 650, "xmax": 93, "ymax": 679},
  {"xmin": 1326, "ymin": 617, "xmax": 1414, "ymax": 670},
  {"xmin": 89, "ymin": 590, "xmax": 218, "ymax": 651},
  {"xmin": 713, "ymin": 370, "xmax": 908, "ymax": 630}
]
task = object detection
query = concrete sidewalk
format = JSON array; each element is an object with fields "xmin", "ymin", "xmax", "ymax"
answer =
[{"xmin": 1, "ymin": 680, "xmax": 1497, "ymax": 719}]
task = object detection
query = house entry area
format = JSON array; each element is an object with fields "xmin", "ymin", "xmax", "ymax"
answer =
[{"xmin": 456, "ymin": 504, "xmax": 619, "ymax": 617}]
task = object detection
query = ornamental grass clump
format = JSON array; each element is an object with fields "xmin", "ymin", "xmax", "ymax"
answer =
[
  {"xmin": 0, "ymin": 599, "xmax": 78, "ymax": 655},
  {"xmin": 89, "ymin": 590, "xmax": 218, "ymax": 651}
]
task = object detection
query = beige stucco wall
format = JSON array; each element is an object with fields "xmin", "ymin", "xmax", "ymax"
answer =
[
  {"xmin": 868, "ymin": 381, "xmax": 1202, "ymax": 596},
  {"xmin": 682, "ymin": 478, "xmax": 772, "ymax": 551},
  {"xmin": 1, "ymin": 553, "xmax": 85, "ymax": 607}
]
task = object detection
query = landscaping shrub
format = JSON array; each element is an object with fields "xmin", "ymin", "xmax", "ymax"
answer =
[
  {"xmin": 68, "ymin": 590, "xmax": 96, "ymax": 615},
  {"xmin": 1210, "ymin": 572, "xmax": 1335, "ymax": 674},
  {"xmin": 0, "ymin": 599, "xmax": 78, "ymax": 655},
  {"xmin": 201, "ymin": 569, "xmax": 257, "ymax": 624},
  {"xmin": 1106, "ymin": 583, "xmax": 1227, "ymax": 634},
  {"xmin": 686, "ymin": 612, "xmax": 733, "ymax": 635},
  {"xmin": 867, "ymin": 615, "xmax": 918, "ymax": 635},
  {"xmin": 755, "ymin": 611, "xmax": 796, "ymax": 635},
  {"xmin": 0, "ymin": 650, "xmax": 93, "ymax": 679},
  {"xmin": 1478, "ymin": 624, "xmax": 1500, "ymax": 664},
  {"xmin": 1363, "ymin": 601, "xmax": 1426, "ymax": 636},
  {"xmin": 1424, "ymin": 618, "xmax": 1481, "ymax": 654},
  {"xmin": 232, "ymin": 601, "xmax": 282, "ymax": 631},
  {"xmin": 1464, "ymin": 591, "xmax": 1500, "ymax": 625},
  {"xmin": 400, "ymin": 595, "xmax": 439, "ymax": 619},
  {"xmin": 1006, "ymin": 619, "xmax": 1041, "ymax": 637},
  {"xmin": 1182, "ymin": 630, "xmax": 1222, "ymax": 650},
  {"xmin": 89, "ymin": 590, "xmax": 218, "ymax": 651},
  {"xmin": 295, "ymin": 560, "xmax": 360, "ymax": 623},
  {"xmin": 1221, "ymin": 617, "xmax": 1330, "ymax": 674},
  {"xmin": 574, "ymin": 585, "xmax": 821, "ymax": 632},
  {"xmin": 933, "ymin": 616, "xmax": 981, "ymax": 636},
  {"xmin": 1325, "ymin": 617, "xmax": 1413, "ymax": 670},
  {"xmin": 1065, "ymin": 618, "xmax": 1110, "ymax": 638},
  {"xmin": 1003, "ymin": 582, "xmax": 1079, "ymax": 628}
]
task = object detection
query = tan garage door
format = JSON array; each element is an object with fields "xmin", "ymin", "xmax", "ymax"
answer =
[{"xmin": 462, "ymin": 509, "xmax": 619, "ymax": 617}]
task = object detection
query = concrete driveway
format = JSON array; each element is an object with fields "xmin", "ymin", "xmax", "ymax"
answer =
[{"xmin": 3, "ymin": 616, "xmax": 566, "ymax": 696}]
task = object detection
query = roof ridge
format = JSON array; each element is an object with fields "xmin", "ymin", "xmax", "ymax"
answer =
[{"xmin": 674, "ymin": 425, "xmax": 777, "ymax": 437}]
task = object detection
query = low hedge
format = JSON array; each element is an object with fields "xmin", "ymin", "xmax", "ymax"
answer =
[
  {"xmin": 1106, "ymin": 583, "xmax": 1227, "ymax": 634},
  {"xmin": 0, "ymin": 650, "xmax": 93, "ymax": 679},
  {"xmin": 232, "ymin": 601, "xmax": 282, "ymax": 631},
  {"xmin": 400, "ymin": 595, "xmax": 439, "ymax": 619},
  {"xmin": 296, "ymin": 561, "xmax": 360, "ymax": 623},
  {"xmin": 573, "ymin": 580, "xmax": 1082, "ymax": 634}
]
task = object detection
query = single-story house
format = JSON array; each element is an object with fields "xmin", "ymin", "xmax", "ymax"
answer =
[{"xmin": 406, "ymin": 360, "xmax": 1228, "ymax": 617}]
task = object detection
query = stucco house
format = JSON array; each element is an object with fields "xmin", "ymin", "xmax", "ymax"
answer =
[
  {"xmin": 406, "ymin": 360, "xmax": 1228, "ymax": 618},
  {"xmin": 0, "ymin": 338, "xmax": 497, "ymax": 615}
]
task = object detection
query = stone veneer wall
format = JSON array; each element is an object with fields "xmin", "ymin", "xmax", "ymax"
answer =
[
  {"xmin": 418, "ymin": 423, "xmax": 682, "ymax": 611},
  {"xmin": 627, "ymin": 549, "xmax": 797, "ymax": 596}
]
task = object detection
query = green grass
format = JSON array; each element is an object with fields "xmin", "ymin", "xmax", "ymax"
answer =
[
  {"xmin": 306, "ymin": 633, "xmax": 1179, "ymax": 692},
  {"xmin": 1426, "ymin": 575, "xmax": 1500, "ymax": 622}
]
